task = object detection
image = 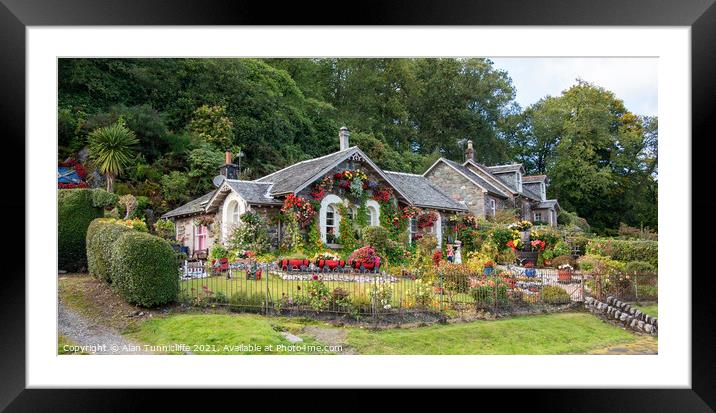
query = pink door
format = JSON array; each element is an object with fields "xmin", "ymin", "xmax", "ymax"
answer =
[{"xmin": 195, "ymin": 225, "xmax": 207, "ymax": 251}]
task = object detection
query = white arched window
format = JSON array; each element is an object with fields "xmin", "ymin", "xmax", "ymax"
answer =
[
  {"xmin": 319, "ymin": 194, "xmax": 343, "ymax": 244},
  {"xmin": 325, "ymin": 205, "xmax": 338, "ymax": 244},
  {"xmin": 365, "ymin": 199, "xmax": 381, "ymax": 227},
  {"xmin": 228, "ymin": 200, "xmax": 240, "ymax": 225}
]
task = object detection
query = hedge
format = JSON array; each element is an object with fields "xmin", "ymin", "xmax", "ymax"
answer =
[
  {"xmin": 86, "ymin": 219, "xmax": 132, "ymax": 283},
  {"xmin": 58, "ymin": 188, "xmax": 117, "ymax": 272},
  {"xmin": 585, "ymin": 239, "xmax": 658, "ymax": 268},
  {"xmin": 111, "ymin": 231, "xmax": 179, "ymax": 307}
]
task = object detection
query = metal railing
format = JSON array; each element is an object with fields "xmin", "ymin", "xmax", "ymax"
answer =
[{"xmin": 177, "ymin": 261, "xmax": 604, "ymax": 320}]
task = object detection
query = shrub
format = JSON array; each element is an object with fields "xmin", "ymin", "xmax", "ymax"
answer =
[
  {"xmin": 618, "ymin": 223, "xmax": 657, "ymax": 241},
  {"xmin": 586, "ymin": 239, "xmax": 657, "ymax": 268},
  {"xmin": 111, "ymin": 231, "xmax": 179, "ymax": 307},
  {"xmin": 496, "ymin": 248, "xmax": 517, "ymax": 265},
  {"xmin": 479, "ymin": 240, "xmax": 499, "ymax": 261},
  {"xmin": 489, "ymin": 227, "xmax": 515, "ymax": 252},
  {"xmin": 624, "ymin": 260, "xmax": 656, "ymax": 275},
  {"xmin": 361, "ymin": 226, "xmax": 390, "ymax": 254},
  {"xmin": 577, "ymin": 254, "xmax": 625, "ymax": 275},
  {"xmin": 470, "ymin": 277, "xmax": 509, "ymax": 306},
  {"xmin": 542, "ymin": 285, "xmax": 571, "ymax": 304},
  {"xmin": 86, "ymin": 219, "xmax": 133, "ymax": 283},
  {"xmin": 209, "ymin": 244, "xmax": 229, "ymax": 260},
  {"xmin": 226, "ymin": 211, "xmax": 271, "ymax": 254},
  {"xmin": 552, "ymin": 240, "xmax": 571, "ymax": 257},
  {"xmin": 551, "ymin": 255, "xmax": 575, "ymax": 268},
  {"xmin": 229, "ymin": 291, "xmax": 265, "ymax": 313},
  {"xmin": 154, "ymin": 218, "xmax": 176, "ymax": 240},
  {"xmin": 58, "ymin": 188, "xmax": 116, "ymax": 272}
]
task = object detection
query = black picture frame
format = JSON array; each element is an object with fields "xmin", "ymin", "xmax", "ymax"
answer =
[{"xmin": 1, "ymin": 0, "xmax": 709, "ymax": 410}]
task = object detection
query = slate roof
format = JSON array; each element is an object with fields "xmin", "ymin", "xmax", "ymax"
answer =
[
  {"xmin": 521, "ymin": 186, "xmax": 543, "ymax": 201},
  {"xmin": 384, "ymin": 171, "xmax": 468, "ymax": 211},
  {"xmin": 439, "ymin": 158, "xmax": 509, "ymax": 198},
  {"xmin": 536, "ymin": 199, "xmax": 560, "ymax": 210},
  {"xmin": 225, "ymin": 180, "xmax": 282, "ymax": 205},
  {"xmin": 161, "ymin": 191, "xmax": 215, "ymax": 219},
  {"xmin": 523, "ymin": 175, "xmax": 547, "ymax": 183},
  {"xmin": 487, "ymin": 163, "xmax": 524, "ymax": 174},
  {"xmin": 255, "ymin": 147, "xmax": 356, "ymax": 195}
]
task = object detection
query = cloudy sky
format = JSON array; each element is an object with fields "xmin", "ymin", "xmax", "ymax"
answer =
[{"xmin": 490, "ymin": 58, "xmax": 658, "ymax": 117}]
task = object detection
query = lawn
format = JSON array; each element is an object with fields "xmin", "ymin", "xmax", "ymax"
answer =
[
  {"xmin": 58, "ymin": 334, "xmax": 88, "ymax": 355},
  {"xmin": 346, "ymin": 313, "xmax": 655, "ymax": 354},
  {"xmin": 125, "ymin": 313, "xmax": 335, "ymax": 355},
  {"xmin": 124, "ymin": 311, "xmax": 655, "ymax": 355}
]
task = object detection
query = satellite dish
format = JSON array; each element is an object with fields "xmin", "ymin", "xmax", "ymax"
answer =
[{"xmin": 212, "ymin": 175, "xmax": 226, "ymax": 188}]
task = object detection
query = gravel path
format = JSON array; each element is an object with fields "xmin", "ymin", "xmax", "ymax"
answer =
[
  {"xmin": 303, "ymin": 326, "xmax": 357, "ymax": 354},
  {"xmin": 58, "ymin": 303, "xmax": 153, "ymax": 355}
]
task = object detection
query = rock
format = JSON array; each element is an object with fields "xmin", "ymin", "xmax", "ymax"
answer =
[
  {"xmin": 637, "ymin": 321, "xmax": 645, "ymax": 331},
  {"xmin": 645, "ymin": 315, "xmax": 651, "ymax": 324},
  {"xmin": 138, "ymin": 311, "xmax": 144, "ymax": 316},
  {"xmin": 280, "ymin": 331, "xmax": 303, "ymax": 343},
  {"xmin": 614, "ymin": 310, "xmax": 621, "ymax": 319},
  {"xmin": 644, "ymin": 324, "xmax": 653, "ymax": 334},
  {"xmin": 607, "ymin": 296, "xmax": 614, "ymax": 305},
  {"xmin": 622, "ymin": 304, "xmax": 631, "ymax": 313},
  {"xmin": 653, "ymin": 318, "xmax": 658, "ymax": 327},
  {"xmin": 629, "ymin": 307, "xmax": 636, "ymax": 314},
  {"xmin": 620, "ymin": 313, "xmax": 628, "ymax": 322},
  {"xmin": 630, "ymin": 319, "xmax": 638, "ymax": 328}
]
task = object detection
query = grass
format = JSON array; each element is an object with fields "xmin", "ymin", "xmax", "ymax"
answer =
[
  {"xmin": 125, "ymin": 313, "xmax": 334, "ymax": 355},
  {"xmin": 631, "ymin": 302, "xmax": 658, "ymax": 318},
  {"xmin": 346, "ymin": 313, "xmax": 654, "ymax": 354}
]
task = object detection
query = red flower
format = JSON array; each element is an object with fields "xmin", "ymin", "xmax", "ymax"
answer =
[{"xmin": 312, "ymin": 274, "xmax": 319, "ymax": 280}]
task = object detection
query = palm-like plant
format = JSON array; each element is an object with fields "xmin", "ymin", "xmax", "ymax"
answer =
[{"xmin": 88, "ymin": 120, "xmax": 139, "ymax": 192}]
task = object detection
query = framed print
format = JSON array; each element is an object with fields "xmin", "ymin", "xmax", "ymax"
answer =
[{"xmin": 1, "ymin": 0, "xmax": 711, "ymax": 410}]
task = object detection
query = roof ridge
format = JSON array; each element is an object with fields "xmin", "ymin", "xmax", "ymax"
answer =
[{"xmin": 384, "ymin": 170, "xmax": 422, "ymax": 176}]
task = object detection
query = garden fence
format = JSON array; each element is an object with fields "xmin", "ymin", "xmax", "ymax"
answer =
[
  {"xmin": 583, "ymin": 272, "xmax": 658, "ymax": 303},
  {"xmin": 177, "ymin": 261, "xmax": 602, "ymax": 321}
]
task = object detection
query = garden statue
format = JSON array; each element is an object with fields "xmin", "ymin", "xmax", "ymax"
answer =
[
  {"xmin": 454, "ymin": 240, "xmax": 462, "ymax": 264},
  {"xmin": 446, "ymin": 243, "xmax": 454, "ymax": 263}
]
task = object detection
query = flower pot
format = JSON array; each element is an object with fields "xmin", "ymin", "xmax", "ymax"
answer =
[
  {"xmin": 558, "ymin": 270, "xmax": 572, "ymax": 282},
  {"xmin": 524, "ymin": 268, "xmax": 537, "ymax": 278},
  {"xmin": 483, "ymin": 267, "xmax": 494, "ymax": 276},
  {"xmin": 520, "ymin": 230, "xmax": 530, "ymax": 245}
]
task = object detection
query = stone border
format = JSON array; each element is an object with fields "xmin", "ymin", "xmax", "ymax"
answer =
[{"xmin": 584, "ymin": 296, "xmax": 657, "ymax": 336}]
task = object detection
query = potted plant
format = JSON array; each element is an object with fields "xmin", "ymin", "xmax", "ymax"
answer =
[
  {"xmin": 542, "ymin": 249, "xmax": 555, "ymax": 267},
  {"xmin": 348, "ymin": 246, "xmax": 381, "ymax": 273},
  {"xmin": 483, "ymin": 260, "xmax": 495, "ymax": 276},
  {"xmin": 313, "ymin": 252, "xmax": 344, "ymax": 272},
  {"xmin": 524, "ymin": 261, "xmax": 537, "ymax": 278},
  {"xmin": 557, "ymin": 264, "xmax": 574, "ymax": 282}
]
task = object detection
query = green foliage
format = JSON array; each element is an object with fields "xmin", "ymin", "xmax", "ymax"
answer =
[
  {"xmin": 361, "ymin": 226, "xmax": 389, "ymax": 252},
  {"xmin": 624, "ymin": 261, "xmax": 656, "ymax": 275},
  {"xmin": 111, "ymin": 231, "xmax": 179, "ymax": 307},
  {"xmin": 576, "ymin": 254, "xmax": 625, "ymax": 275},
  {"xmin": 226, "ymin": 212, "xmax": 271, "ymax": 254},
  {"xmin": 187, "ymin": 144, "xmax": 225, "ymax": 194},
  {"xmin": 280, "ymin": 213, "xmax": 304, "ymax": 253},
  {"xmin": 154, "ymin": 218, "xmax": 176, "ymax": 240},
  {"xmin": 88, "ymin": 120, "xmax": 139, "ymax": 192},
  {"xmin": 552, "ymin": 241, "xmax": 571, "ymax": 257},
  {"xmin": 58, "ymin": 189, "xmax": 107, "ymax": 272},
  {"xmin": 470, "ymin": 277, "xmax": 509, "ymax": 306},
  {"xmin": 209, "ymin": 244, "xmax": 229, "ymax": 260},
  {"xmin": 542, "ymin": 285, "xmax": 571, "ymax": 304},
  {"xmin": 160, "ymin": 171, "xmax": 191, "ymax": 206},
  {"xmin": 304, "ymin": 218, "xmax": 324, "ymax": 256},
  {"xmin": 586, "ymin": 239, "xmax": 657, "ymax": 268},
  {"xmin": 551, "ymin": 255, "xmax": 575, "ymax": 268},
  {"xmin": 337, "ymin": 204, "xmax": 359, "ymax": 253},
  {"xmin": 489, "ymin": 227, "xmax": 515, "ymax": 252},
  {"xmin": 90, "ymin": 188, "xmax": 119, "ymax": 209},
  {"xmin": 86, "ymin": 219, "xmax": 133, "ymax": 283},
  {"xmin": 307, "ymin": 277, "xmax": 332, "ymax": 312},
  {"xmin": 188, "ymin": 104, "xmax": 235, "ymax": 151}
]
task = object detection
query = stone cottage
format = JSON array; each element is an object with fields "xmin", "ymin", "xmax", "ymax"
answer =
[{"xmin": 162, "ymin": 128, "xmax": 559, "ymax": 258}]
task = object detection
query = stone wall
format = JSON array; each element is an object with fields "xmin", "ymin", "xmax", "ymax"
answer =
[
  {"xmin": 425, "ymin": 162, "xmax": 487, "ymax": 217},
  {"xmin": 584, "ymin": 296, "xmax": 658, "ymax": 336}
]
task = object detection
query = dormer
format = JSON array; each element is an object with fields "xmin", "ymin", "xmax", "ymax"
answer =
[
  {"xmin": 522, "ymin": 175, "xmax": 549, "ymax": 201},
  {"xmin": 486, "ymin": 163, "xmax": 525, "ymax": 193}
]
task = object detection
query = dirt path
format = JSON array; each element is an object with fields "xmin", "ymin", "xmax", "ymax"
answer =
[
  {"xmin": 588, "ymin": 334, "xmax": 658, "ymax": 355},
  {"xmin": 303, "ymin": 326, "xmax": 358, "ymax": 355},
  {"xmin": 58, "ymin": 303, "xmax": 154, "ymax": 355}
]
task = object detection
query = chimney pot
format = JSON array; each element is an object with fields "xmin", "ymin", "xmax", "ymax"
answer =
[
  {"xmin": 339, "ymin": 127, "xmax": 350, "ymax": 151},
  {"xmin": 465, "ymin": 140, "xmax": 475, "ymax": 162},
  {"xmin": 225, "ymin": 151, "xmax": 232, "ymax": 165}
]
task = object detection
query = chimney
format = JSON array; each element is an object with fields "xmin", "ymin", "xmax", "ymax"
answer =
[
  {"xmin": 218, "ymin": 151, "xmax": 239, "ymax": 180},
  {"xmin": 339, "ymin": 126, "xmax": 350, "ymax": 151},
  {"xmin": 465, "ymin": 140, "xmax": 475, "ymax": 162}
]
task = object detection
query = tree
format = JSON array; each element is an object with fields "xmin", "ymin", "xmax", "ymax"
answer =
[
  {"xmin": 88, "ymin": 120, "xmax": 139, "ymax": 192},
  {"xmin": 188, "ymin": 104, "xmax": 235, "ymax": 150},
  {"xmin": 160, "ymin": 171, "xmax": 190, "ymax": 208},
  {"xmin": 187, "ymin": 144, "xmax": 225, "ymax": 194}
]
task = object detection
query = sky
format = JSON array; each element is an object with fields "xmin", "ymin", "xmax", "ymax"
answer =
[{"xmin": 490, "ymin": 58, "xmax": 658, "ymax": 117}]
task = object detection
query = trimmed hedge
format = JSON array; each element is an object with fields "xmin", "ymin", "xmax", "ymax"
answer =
[
  {"xmin": 586, "ymin": 239, "xmax": 658, "ymax": 268},
  {"xmin": 111, "ymin": 231, "xmax": 179, "ymax": 307},
  {"xmin": 58, "ymin": 188, "xmax": 117, "ymax": 272},
  {"xmin": 86, "ymin": 220, "xmax": 132, "ymax": 283}
]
